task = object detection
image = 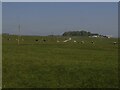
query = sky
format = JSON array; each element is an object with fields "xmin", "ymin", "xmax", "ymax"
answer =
[{"xmin": 2, "ymin": 2, "xmax": 118, "ymax": 37}]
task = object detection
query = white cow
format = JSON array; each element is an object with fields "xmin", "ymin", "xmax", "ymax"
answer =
[
  {"xmin": 74, "ymin": 40, "xmax": 76, "ymax": 43},
  {"xmin": 81, "ymin": 41, "xmax": 84, "ymax": 44},
  {"xmin": 63, "ymin": 40, "xmax": 69, "ymax": 42},
  {"xmin": 113, "ymin": 42, "xmax": 117, "ymax": 45},
  {"xmin": 57, "ymin": 40, "xmax": 60, "ymax": 42}
]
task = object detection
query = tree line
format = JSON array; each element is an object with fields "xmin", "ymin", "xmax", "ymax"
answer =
[{"xmin": 62, "ymin": 30, "xmax": 99, "ymax": 36}]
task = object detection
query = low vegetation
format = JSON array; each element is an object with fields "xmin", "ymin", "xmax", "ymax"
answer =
[{"xmin": 2, "ymin": 34, "xmax": 118, "ymax": 88}]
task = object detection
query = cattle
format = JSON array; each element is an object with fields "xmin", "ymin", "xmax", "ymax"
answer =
[
  {"xmin": 91, "ymin": 41, "xmax": 94, "ymax": 44},
  {"xmin": 63, "ymin": 37, "xmax": 72, "ymax": 43},
  {"xmin": 57, "ymin": 40, "xmax": 60, "ymax": 42},
  {"xmin": 69, "ymin": 37, "xmax": 72, "ymax": 40},
  {"xmin": 22, "ymin": 38, "xmax": 24, "ymax": 41},
  {"xmin": 113, "ymin": 42, "xmax": 117, "ymax": 45},
  {"xmin": 8, "ymin": 38, "xmax": 11, "ymax": 40},
  {"xmin": 63, "ymin": 40, "xmax": 69, "ymax": 42},
  {"xmin": 74, "ymin": 40, "xmax": 77, "ymax": 43},
  {"xmin": 35, "ymin": 39, "xmax": 38, "ymax": 42},
  {"xmin": 81, "ymin": 41, "xmax": 84, "ymax": 44},
  {"xmin": 43, "ymin": 39, "xmax": 46, "ymax": 42}
]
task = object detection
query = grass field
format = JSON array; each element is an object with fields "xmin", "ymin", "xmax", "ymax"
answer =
[{"xmin": 2, "ymin": 35, "xmax": 118, "ymax": 88}]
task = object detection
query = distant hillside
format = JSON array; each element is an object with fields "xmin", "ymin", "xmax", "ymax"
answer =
[{"xmin": 62, "ymin": 30, "xmax": 99, "ymax": 36}]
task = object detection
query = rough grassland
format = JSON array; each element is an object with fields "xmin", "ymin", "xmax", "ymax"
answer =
[{"xmin": 2, "ymin": 35, "xmax": 118, "ymax": 88}]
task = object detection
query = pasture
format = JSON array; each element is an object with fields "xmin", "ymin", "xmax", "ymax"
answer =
[{"xmin": 2, "ymin": 35, "xmax": 118, "ymax": 88}]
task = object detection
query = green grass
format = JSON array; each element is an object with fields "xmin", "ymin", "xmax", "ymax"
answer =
[{"xmin": 2, "ymin": 35, "xmax": 118, "ymax": 88}]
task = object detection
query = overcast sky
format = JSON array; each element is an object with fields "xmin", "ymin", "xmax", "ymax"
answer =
[{"xmin": 2, "ymin": 2, "xmax": 118, "ymax": 37}]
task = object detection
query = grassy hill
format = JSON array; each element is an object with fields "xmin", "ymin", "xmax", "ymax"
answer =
[{"xmin": 2, "ymin": 35, "xmax": 118, "ymax": 88}]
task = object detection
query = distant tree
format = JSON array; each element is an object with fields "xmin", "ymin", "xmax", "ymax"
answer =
[
  {"xmin": 2, "ymin": 33, "xmax": 9, "ymax": 35},
  {"xmin": 62, "ymin": 30, "xmax": 98, "ymax": 36}
]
